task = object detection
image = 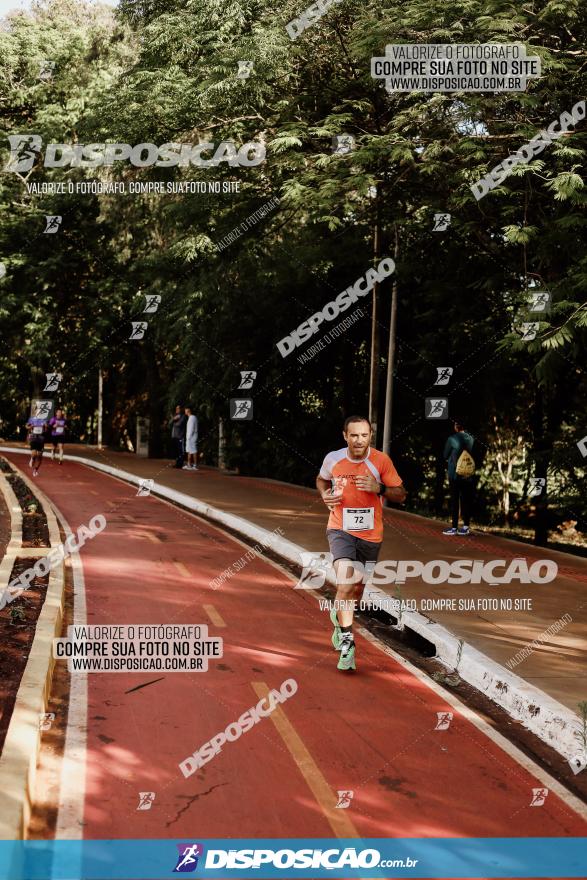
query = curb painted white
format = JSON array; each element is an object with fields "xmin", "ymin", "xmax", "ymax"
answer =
[
  {"xmin": 0, "ymin": 456, "xmax": 66, "ymax": 839},
  {"xmin": 53, "ymin": 504, "xmax": 88, "ymax": 845},
  {"xmin": 2, "ymin": 447, "xmax": 584, "ymax": 765}
]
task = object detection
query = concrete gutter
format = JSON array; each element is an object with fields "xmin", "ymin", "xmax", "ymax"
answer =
[
  {"xmin": 2, "ymin": 447, "xmax": 584, "ymax": 767},
  {"xmin": 0, "ymin": 457, "xmax": 65, "ymax": 839}
]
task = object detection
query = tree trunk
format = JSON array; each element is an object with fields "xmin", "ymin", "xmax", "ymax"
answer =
[
  {"xmin": 530, "ymin": 386, "xmax": 549, "ymax": 546},
  {"xmin": 368, "ymin": 196, "xmax": 381, "ymax": 442}
]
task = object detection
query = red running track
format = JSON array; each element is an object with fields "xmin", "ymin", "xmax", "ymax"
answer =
[{"xmin": 11, "ymin": 455, "xmax": 587, "ymax": 852}]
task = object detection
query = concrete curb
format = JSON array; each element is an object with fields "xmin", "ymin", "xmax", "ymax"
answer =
[
  {"xmin": 0, "ymin": 457, "xmax": 66, "ymax": 839},
  {"xmin": 2, "ymin": 447, "xmax": 584, "ymax": 766},
  {"xmin": 0, "ymin": 474, "xmax": 24, "ymax": 593}
]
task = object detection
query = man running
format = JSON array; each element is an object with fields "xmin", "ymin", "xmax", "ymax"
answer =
[
  {"xmin": 49, "ymin": 407, "xmax": 68, "ymax": 464},
  {"xmin": 26, "ymin": 412, "xmax": 49, "ymax": 477},
  {"xmin": 316, "ymin": 416, "xmax": 406, "ymax": 672}
]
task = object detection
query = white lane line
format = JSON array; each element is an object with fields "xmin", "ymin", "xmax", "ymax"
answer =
[{"xmin": 53, "ymin": 507, "xmax": 88, "ymax": 842}]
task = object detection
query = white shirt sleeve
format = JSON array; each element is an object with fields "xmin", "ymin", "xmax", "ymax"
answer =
[{"xmin": 319, "ymin": 453, "xmax": 334, "ymax": 480}]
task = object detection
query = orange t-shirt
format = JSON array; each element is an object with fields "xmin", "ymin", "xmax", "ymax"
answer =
[{"xmin": 318, "ymin": 446, "xmax": 403, "ymax": 542}]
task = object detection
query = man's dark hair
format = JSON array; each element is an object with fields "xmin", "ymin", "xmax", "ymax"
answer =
[{"xmin": 343, "ymin": 415, "xmax": 372, "ymax": 432}]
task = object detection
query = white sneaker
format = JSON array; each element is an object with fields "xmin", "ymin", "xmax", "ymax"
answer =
[{"xmin": 182, "ymin": 465, "xmax": 191, "ymax": 470}]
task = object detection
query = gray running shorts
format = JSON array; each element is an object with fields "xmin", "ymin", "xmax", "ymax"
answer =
[{"xmin": 326, "ymin": 528, "xmax": 382, "ymax": 565}]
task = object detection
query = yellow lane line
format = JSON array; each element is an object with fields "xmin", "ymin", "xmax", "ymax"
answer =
[
  {"xmin": 203, "ymin": 604, "xmax": 226, "ymax": 627},
  {"xmin": 173, "ymin": 561, "xmax": 191, "ymax": 579},
  {"xmin": 251, "ymin": 682, "xmax": 359, "ymax": 839},
  {"xmin": 135, "ymin": 531, "xmax": 161, "ymax": 544}
]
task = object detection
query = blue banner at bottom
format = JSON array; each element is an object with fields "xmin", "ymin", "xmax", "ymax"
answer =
[{"xmin": 0, "ymin": 838, "xmax": 586, "ymax": 879}]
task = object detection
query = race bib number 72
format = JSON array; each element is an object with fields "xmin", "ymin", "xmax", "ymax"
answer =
[{"xmin": 343, "ymin": 507, "xmax": 374, "ymax": 532}]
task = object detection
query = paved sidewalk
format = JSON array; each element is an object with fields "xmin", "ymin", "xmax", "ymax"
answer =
[{"xmin": 4, "ymin": 443, "xmax": 587, "ymax": 714}]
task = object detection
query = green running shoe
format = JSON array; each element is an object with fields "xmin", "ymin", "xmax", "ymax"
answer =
[
  {"xmin": 337, "ymin": 635, "xmax": 356, "ymax": 672},
  {"xmin": 330, "ymin": 607, "xmax": 341, "ymax": 651}
]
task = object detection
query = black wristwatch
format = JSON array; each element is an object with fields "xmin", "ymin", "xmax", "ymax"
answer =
[{"xmin": 378, "ymin": 483, "xmax": 387, "ymax": 496}]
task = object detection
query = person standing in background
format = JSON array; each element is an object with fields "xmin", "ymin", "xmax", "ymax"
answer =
[
  {"xmin": 184, "ymin": 407, "xmax": 199, "ymax": 471},
  {"xmin": 443, "ymin": 419, "xmax": 476, "ymax": 536},
  {"xmin": 170, "ymin": 405, "xmax": 187, "ymax": 469}
]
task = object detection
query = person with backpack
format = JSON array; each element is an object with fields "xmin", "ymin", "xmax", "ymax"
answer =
[{"xmin": 443, "ymin": 419, "xmax": 475, "ymax": 536}]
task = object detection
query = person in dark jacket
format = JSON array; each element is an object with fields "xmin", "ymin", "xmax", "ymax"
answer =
[
  {"xmin": 443, "ymin": 419, "xmax": 475, "ymax": 536},
  {"xmin": 170, "ymin": 405, "xmax": 187, "ymax": 469}
]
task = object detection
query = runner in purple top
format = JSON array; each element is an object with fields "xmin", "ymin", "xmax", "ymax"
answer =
[
  {"xmin": 26, "ymin": 415, "xmax": 49, "ymax": 476},
  {"xmin": 49, "ymin": 408, "xmax": 68, "ymax": 464}
]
